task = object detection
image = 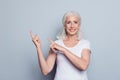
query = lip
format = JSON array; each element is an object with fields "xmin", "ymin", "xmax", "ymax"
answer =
[{"xmin": 69, "ymin": 29, "xmax": 76, "ymax": 32}]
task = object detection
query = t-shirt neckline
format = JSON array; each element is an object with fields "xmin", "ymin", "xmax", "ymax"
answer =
[{"xmin": 61, "ymin": 39, "xmax": 82, "ymax": 49}]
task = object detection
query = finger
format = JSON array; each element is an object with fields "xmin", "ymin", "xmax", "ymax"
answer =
[
  {"xmin": 30, "ymin": 30, "xmax": 35, "ymax": 38},
  {"xmin": 34, "ymin": 34, "xmax": 39, "ymax": 40},
  {"xmin": 48, "ymin": 38, "xmax": 54, "ymax": 44},
  {"xmin": 51, "ymin": 47, "xmax": 56, "ymax": 53}
]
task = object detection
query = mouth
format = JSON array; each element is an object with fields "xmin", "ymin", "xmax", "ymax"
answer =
[{"xmin": 69, "ymin": 29, "xmax": 76, "ymax": 32}]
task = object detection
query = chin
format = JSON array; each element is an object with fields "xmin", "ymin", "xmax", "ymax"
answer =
[{"xmin": 68, "ymin": 32, "xmax": 78, "ymax": 36}]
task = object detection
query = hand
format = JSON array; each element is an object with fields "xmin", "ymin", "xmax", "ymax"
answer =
[
  {"xmin": 48, "ymin": 38, "xmax": 65, "ymax": 53},
  {"xmin": 30, "ymin": 31, "xmax": 41, "ymax": 48}
]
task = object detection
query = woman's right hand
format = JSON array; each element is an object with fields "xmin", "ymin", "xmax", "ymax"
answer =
[{"xmin": 30, "ymin": 31, "xmax": 41, "ymax": 48}]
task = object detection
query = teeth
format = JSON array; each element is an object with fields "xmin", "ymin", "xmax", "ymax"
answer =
[{"xmin": 70, "ymin": 29, "xmax": 75, "ymax": 32}]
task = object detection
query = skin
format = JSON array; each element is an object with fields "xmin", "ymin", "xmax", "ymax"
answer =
[{"xmin": 30, "ymin": 15, "xmax": 91, "ymax": 75}]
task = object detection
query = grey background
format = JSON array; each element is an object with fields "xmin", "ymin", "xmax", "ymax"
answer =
[{"xmin": 0, "ymin": 0, "xmax": 120, "ymax": 80}]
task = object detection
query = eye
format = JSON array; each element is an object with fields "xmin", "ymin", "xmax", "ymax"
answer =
[
  {"xmin": 66, "ymin": 21, "xmax": 71, "ymax": 24},
  {"xmin": 74, "ymin": 21, "xmax": 78, "ymax": 24}
]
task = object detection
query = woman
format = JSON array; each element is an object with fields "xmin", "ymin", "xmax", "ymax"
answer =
[{"xmin": 30, "ymin": 11, "xmax": 91, "ymax": 80}]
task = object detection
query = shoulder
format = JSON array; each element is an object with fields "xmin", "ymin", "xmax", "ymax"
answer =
[
  {"xmin": 54, "ymin": 39, "xmax": 62, "ymax": 44},
  {"xmin": 80, "ymin": 39, "xmax": 90, "ymax": 45},
  {"xmin": 79, "ymin": 39, "xmax": 91, "ymax": 49}
]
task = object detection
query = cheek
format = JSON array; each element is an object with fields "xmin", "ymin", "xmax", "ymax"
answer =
[
  {"xmin": 65, "ymin": 23, "xmax": 70, "ymax": 28},
  {"xmin": 76, "ymin": 24, "xmax": 80, "ymax": 29},
  {"xmin": 76, "ymin": 23, "xmax": 80, "ymax": 27},
  {"xmin": 64, "ymin": 24, "xmax": 70, "ymax": 29},
  {"xmin": 77, "ymin": 26, "xmax": 80, "ymax": 30}
]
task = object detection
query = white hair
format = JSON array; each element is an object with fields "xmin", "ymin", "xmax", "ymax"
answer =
[{"xmin": 56, "ymin": 11, "xmax": 83, "ymax": 40}]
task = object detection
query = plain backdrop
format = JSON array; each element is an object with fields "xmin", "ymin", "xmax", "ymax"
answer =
[{"xmin": 0, "ymin": 0, "xmax": 120, "ymax": 80}]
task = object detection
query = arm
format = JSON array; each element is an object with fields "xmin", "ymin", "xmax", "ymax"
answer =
[
  {"xmin": 63, "ymin": 48, "xmax": 91, "ymax": 71},
  {"xmin": 36, "ymin": 47, "xmax": 56, "ymax": 75},
  {"xmin": 49, "ymin": 39, "xmax": 91, "ymax": 71},
  {"xmin": 30, "ymin": 31, "xmax": 56, "ymax": 75}
]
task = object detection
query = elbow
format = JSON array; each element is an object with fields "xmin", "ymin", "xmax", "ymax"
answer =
[
  {"xmin": 43, "ymin": 72, "xmax": 48, "ymax": 76},
  {"xmin": 81, "ymin": 66, "xmax": 87, "ymax": 71},
  {"xmin": 42, "ymin": 70, "xmax": 49, "ymax": 76},
  {"xmin": 42, "ymin": 69, "xmax": 51, "ymax": 76},
  {"xmin": 80, "ymin": 63, "xmax": 89, "ymax": 71}
]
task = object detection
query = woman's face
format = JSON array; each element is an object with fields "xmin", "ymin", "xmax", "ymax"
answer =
[{"xmin": 64, "ymin": 15, "xmax": 80, "ymax": 36}]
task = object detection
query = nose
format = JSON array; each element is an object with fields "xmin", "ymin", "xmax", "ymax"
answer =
[{"xmin": 70, "ymin": 22, "xmax": 74, "ymax": 28}]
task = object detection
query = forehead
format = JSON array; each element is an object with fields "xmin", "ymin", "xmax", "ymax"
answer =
[{"xmin": 66, "ymin": 15, "xmax": 79, "ymax": 21}]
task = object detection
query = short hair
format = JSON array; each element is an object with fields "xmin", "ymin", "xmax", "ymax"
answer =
[{"xmin": 56, "ymin": 11, "xmax": 83, "ymax": 40}]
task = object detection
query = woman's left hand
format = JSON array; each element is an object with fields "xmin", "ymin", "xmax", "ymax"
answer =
[{"xmin": 49, "ymin": 38, "xmax": 65, "ymax": 53}]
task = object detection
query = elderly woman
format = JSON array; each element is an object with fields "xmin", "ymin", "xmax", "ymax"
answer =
[{"xmin": 30, "ymin": 11, "xmax": 91, "ymax": 80}]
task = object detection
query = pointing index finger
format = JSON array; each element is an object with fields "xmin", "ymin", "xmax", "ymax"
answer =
[
  {"xmin": 30, "ymin": 30, "xmax": 34, "ymax": 38},
  {"xmin": 48, "ymin": 38, "xmax": 54, "ymax": 44}
]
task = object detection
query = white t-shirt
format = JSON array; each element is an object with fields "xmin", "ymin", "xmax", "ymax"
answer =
[{"xmin": 54, "ymin": 39, "xmax": 91, "ymax": 80}]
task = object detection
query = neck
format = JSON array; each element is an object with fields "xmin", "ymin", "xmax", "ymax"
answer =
[{"xmin": 65, "ymin": 35, "xmax": 78, "ymax": 41}]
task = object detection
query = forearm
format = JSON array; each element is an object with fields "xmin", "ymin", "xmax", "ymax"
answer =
[
  {"xmin": 36, "ymin": 47, "xmax": 49, "ymax": 75},
  {"xmin": 63, "ymin": 49, "xmax": 89, "ymax": 71}
]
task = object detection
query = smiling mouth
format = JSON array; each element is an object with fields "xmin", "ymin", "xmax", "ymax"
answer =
[{"xmin": 69, "ymin": 29, "xmax": 76, "ymax": 32}]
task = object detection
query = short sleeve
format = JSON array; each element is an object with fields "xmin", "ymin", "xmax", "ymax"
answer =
[{"xmin": 82, "ymin": 40, "xmax": 91, "ymax": 50}]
